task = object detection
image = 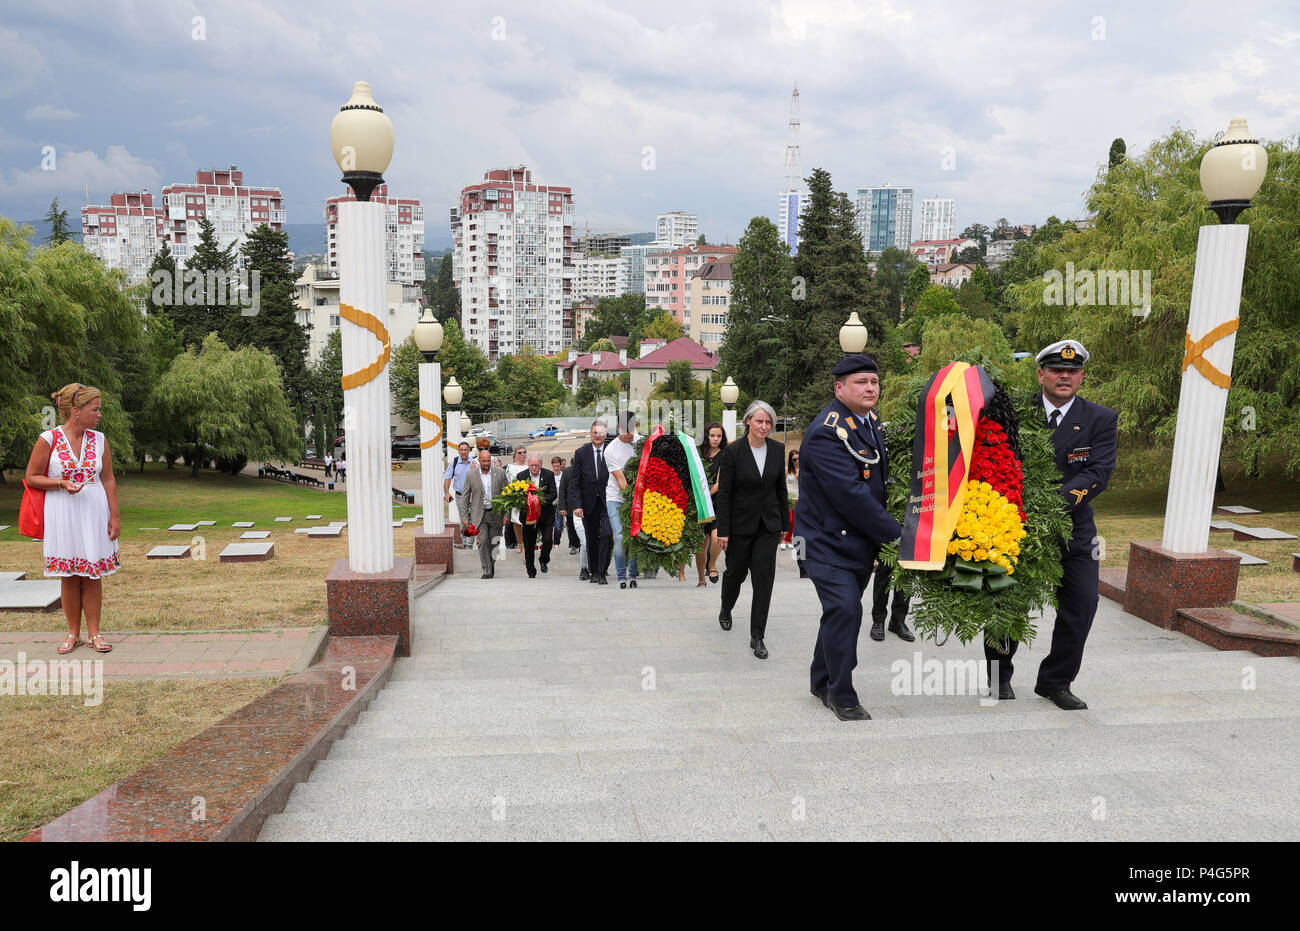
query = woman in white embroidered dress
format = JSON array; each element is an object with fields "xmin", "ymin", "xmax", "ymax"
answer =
[{"xmin": 24, "ymin": 383, "xmax": 121, "ymax": 654}]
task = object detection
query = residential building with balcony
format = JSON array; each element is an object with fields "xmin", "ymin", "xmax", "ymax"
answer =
[
  {"xmin": 325, "ymin": 183, "xmax": 424, "ymax": 286},
  {"xmin": 687, "ymin": 257, "xmax": 733, "ymax": 350},
  {"xmin": 919, "ymin": 197, "xmax": 957, "ymax": 241},
  {"xmin": 644, "ymin": 243, "xmax": 737, "ymax": 327},
  {"xmin": 855, "ymin": 185, "xmax": 914, "ymax": 254}
]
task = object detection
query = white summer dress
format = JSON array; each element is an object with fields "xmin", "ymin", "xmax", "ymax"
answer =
[{"xmin": 40, "ymin": 428, "xmax": 120, "ymax": 579}]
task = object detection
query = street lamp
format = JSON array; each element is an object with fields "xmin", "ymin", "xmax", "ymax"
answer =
[
  {"xmin": 329, "ymin": 80, "xmax": 395, "ymax": 575},
  {"xmin": 839, "ymin": 311, "xmax": 869, "ymax": 355},
  {"xmin": 412, "ymin": 309, "xmax": 445, "ymax": 536},
  {"xmin": 720, "ymin": 376, "xmax": 739, "ymax": 442},
  {"xmin": 1161, "ymin": 117, "xmax": 1267, "ymax": 555},
  {"xmin": 443, "ymin": 376, "xmax": 463, "ymax": 524}
]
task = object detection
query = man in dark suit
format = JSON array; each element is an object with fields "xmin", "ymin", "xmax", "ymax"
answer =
[
  {"xmin": 519, "ymin": 453, "xmax": 557, "ymax": 578},
  {"xmin": 795, "ymin": 353, "xmax": 904, "ymax": 720},
  {"xmin": 460, "ymin": 447, "xmax": 508, "ymax": 579},
  {"xmin": 716, "ymin": 400, "xmax": 790, "ymax": 659},
  {"xmin": 568, "ymin": 419, "xmax": 612, "ymax": 585},
  {"xmin": 985, "ymin": 339, "xmax": 1117, "ymax": 708}
]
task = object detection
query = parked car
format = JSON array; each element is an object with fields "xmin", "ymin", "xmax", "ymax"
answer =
[
  {"xmin": 528, "ymin": 423, "xmax": 563, "ymax": 439},
  {"xmin": 391, "ymin": 435, "xmax": 421, "ymax": 460},
  {"xmin": 472, "ymin": 433, "xmax": 513, "ymax": 455}
]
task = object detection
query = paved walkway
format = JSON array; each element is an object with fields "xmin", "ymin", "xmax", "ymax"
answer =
[
  {"xmin": 260, "ymin": 544, "xmax": 1300, "ymax": 841},
  {"xmin": 0, "ymin": 626, "xmax": 325, "ymax": 678}
]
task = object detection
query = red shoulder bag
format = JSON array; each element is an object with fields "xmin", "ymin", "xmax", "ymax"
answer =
[{"xmin": 19, "ymin": 428, "xmax": 59, "ymax": 540}]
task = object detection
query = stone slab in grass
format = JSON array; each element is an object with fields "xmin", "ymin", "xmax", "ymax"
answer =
[
  {"xmin": 0, "ymin": 572, "xmax": 28, "ymax": 582},
  {"xmin": 240, "ymin": 531, "xmax": 272, "ymax": 540},
  {"xmin": 0, "ymin": 525, "xmax": 9, "ymax": 532},
  {"xmin": 306, "ymin": 514, "xmax": 322, "ymax": 520},
  {"xmin": 139, "ymin": 527, "xmax": 160, "ymax": 531},
  {"xmin": 392, "ymin": 522, "xmax": 402, "ymax": 528},
  {"xmin": 1209, "ymin": 520, "xmax": 1245, "ymax": 532},
  {"xmin": 196, "ymin": 520, "xmax": 216, "ymax": 526},
  {"xmin": 307, "ymin": 526, "xmax": 343, "ymax": 538},
  {"xmin": 219, "ymin": 541, "xmax": 275, "ymax": 563},
  {"xmin": 293, "ymin": 528, "xmax": 313, "ymax": 534},
  {"xmin": 1231, "ymin": 527, "xmax": 1298, "ymax": 541},
  {"xmin": 1217, "ymin": 505, "xmax": 1262, "ymax": 515},
  {"xmin": 168, "ymin": 523, "xmax": 199, "ymax": 532},
  {"xmin": 328, "ymin": 522, "xmax": 347, "ymax": 528},
  {"xmin": 401, "ymin": 517, "xmax": 418, "ymax": 524},
  {"xmin": 146, "ymin": 545, "xmax": 191, "ymax": 559},
  {"xmin": 0, "ymin": 580, "xmax": 61, "ymax": 610},
  {"xmin": 1220, "ymin": 548, "xmax": 1268, "ymax": 566},
  {"xmin": 274, "ymin": 517, "xmax": 293, "ymax": 523},
  {"xmin": 232, "ymin": 521, "xmax": 255, "ymax": 528}
]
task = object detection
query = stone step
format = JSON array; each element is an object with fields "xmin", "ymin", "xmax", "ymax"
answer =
[{"xmin": 1175, "ymin": 607, "xmax": 1300, "ymax": 658}]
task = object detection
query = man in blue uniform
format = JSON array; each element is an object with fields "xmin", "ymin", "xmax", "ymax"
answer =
[
  {"xmin": 984, "ymin": 339, "xmax": 1118, "ymax": 708},
  {"xmin": 796, "ymin": 353, "xmax": 904, "ymax": 721}
]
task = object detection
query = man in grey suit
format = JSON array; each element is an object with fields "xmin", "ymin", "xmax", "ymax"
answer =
[{"xmin": 461, "ymin": 448, "xmax": 508, "ymax": 579}]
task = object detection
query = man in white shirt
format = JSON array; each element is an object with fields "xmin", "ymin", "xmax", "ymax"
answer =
[{"xmin": 604, "ymin": 414, "xmax": 641, "ymax": 589}]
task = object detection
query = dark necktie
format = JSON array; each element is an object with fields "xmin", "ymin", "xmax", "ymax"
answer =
[
  {"xmin": 595, "ymin": 445, "xmax": 606, "ymax": 484},
  {"xmin": 1048, "ymin": 409, "xmax": 1061, "ymax": 430}
]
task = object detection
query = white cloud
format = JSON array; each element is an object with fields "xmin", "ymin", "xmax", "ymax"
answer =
[
  {"xmin": 0, "ymin": 145, "xmax": 161, "ymax": 202},
  {"xmin": 0, "ymin": 27, "xmax": 49, "ymax": 98},
  {"xmin": 25, "ymin": 104, "xmax": 79, "ymax": 120}
]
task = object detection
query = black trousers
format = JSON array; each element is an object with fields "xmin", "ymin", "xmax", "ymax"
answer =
[
  {"xmin": 720, "ymin": 530, "xmax": 781, "ymax": 639},
  {"xmin": 566, "ymin": 510, "xmax": 580, "ymax": 548},
  {"xmin": 581, "ymin": 499, "xmax": 611, "ymax": 576},
  {"xmin": 808, "ymin": 557, "xmax": 875, "ymax": 708},
  {"xmin": 504, "ymin": 521, "xmax": 517, "ymax": 549},
  {"xmin": 522, "ymin": 512, "xmax": 554, "ymax": 576},
  {"xmin": 985, "ymin": 537, "xmax": 1099, "ymax": 689},
  {"xmin": 870, "ymin": 563, "xmax": 910, "ymax": 626}
]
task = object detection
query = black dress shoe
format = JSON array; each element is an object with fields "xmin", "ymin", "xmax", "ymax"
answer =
[
  {"xmin": 1034, "ymin": 684, "xmax": 1087, "ymax": 710},
  {"xmin": 750, "ymin": 637, "xmax": 768, "ymax": 659},
  {"xmin": 596, "ymin": 574, "xmax": 608, "ymax": 585},
  {"xmin": 869, "ymin": 620, "xmax": 885, "ymax": 641},
  {"xmin": 629, "ymin": 579, "xmax": 637, "ymax": 589},
  {"xmin": 480, "ymin": 572, "xmax": 494, "ymax": 579},
  {"xmin": 828, "ymin": 700, "xmax": 872, "ymax": 721},
  {"xmin": 888, "ymin": 621, "xmax": 915, "ymax": 642},
  {"xmin": 810, "ymin": 687, "xmax": 830, "ymax": 708},
  {"xmin": 527, "ymin": 571, "xmax": 536, "ymax": 578},
  {"xmin": 619, "ymin": 581, "xmax": 627, "ymax": 589},
  {"xmin": 718, "ymin": 611, "xmax": 732, "ymax": 631},
  {"xmin": 579, "ymin": 567, "xmax": 590, "ymax": 581},
  {"xmin": 998, "ymin": 682, "xmax": 1015, "ymax": 700},
  {"xmin": 540, "ymin": 563, "xmax": 548, "ymax": 573}
]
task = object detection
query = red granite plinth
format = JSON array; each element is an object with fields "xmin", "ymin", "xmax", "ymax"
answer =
[
  {"xmin": 1293, "ymin": 554, "xmax": 1300, "ymax": 573},
  {"xmin": 1122, "ymin": 541, "xmax": 1240, "ymax": 630},
  {"xmin": 1098, "ymin": 567, "xmax": 1127, "ymax": 603},
  {"xmin": 447, "ymin": 521, "xmax": 462, "ymax": 546},
  {"xmin": 326, "ymin": 558, "xmax": 414, "ymax": 657},
  {"xmin": 414, "ymin": 527, "xmax": 457, "ymax": 574},
  {"xmin": 1174, "ymin": 607, "xmax": 1300, "ymax": 658}
]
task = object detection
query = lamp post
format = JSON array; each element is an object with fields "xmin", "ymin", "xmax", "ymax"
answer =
[
  {"xmin": 1161, "ymin": 117, "xmax": 1268, "ymax": 554},
  {"xmin": 330, "ymin": 80, "xmax": 395, "ymax": 574},
  {"xmin": 720, "ymin": 376, "xmax": 739, "ymax": 443},
  {"xmin": 444, "ymin": 377, "xmax": 463, "ymax": 525},
  {"xmin": 839, "ymin": 311, "xmax": 869, "ymax": 356},
  {"xmin": 413, "ymin": 309, "xmax": 444, "ymax": 535}
]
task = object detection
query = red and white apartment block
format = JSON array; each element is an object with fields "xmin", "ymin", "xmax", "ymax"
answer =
[
  {"xmin": 80, "ymin": 192, "xmax": 166, "ymax": 285},
  {"xmin": 325, "ymin": 183, "xmax": 425, "ymax": 286},
  {"xmin": 451, "ymin": 166, "xmax": 575, "ymax": 361},
  {"xmin": 644, "ymin": 242, "xmax": 737, "ymax": 328}
]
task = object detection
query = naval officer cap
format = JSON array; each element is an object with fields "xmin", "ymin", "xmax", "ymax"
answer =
[
  {"xmin": 1036, "ymin": 339, "xmax": 1089, "ymax": 369},
  {"xmin": 831, "ymin": 353, "xmax": 878, "ymax": 378}
]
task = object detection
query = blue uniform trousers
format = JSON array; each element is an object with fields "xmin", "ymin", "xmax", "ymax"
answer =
[{"xmin": 808, "ymin": 553, "xmax": 877, "ymax": 708}]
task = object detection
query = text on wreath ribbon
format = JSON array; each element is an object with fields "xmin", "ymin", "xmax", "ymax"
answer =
[{"xmin": 339, "ymin": 301, "xmax": 392, "ymax": 390}]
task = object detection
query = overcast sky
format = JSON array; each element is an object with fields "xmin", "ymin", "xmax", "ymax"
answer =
[{"xmin": 2, "ymin": 0, "xmax": 1296, "ymax": 248}]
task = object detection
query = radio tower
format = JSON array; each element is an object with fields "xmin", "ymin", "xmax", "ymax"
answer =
[{"xmin": 776, "ymin": 85, "xmax": 803, "ymax": 255}]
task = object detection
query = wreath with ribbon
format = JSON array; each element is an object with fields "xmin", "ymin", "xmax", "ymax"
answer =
[{"xmin": 619, "ymin": 424, "xmax": 712, "ymax": 575}]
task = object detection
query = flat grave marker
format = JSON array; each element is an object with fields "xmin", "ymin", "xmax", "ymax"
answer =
[
  {"xmin": 0, "ymin": 580, "xmax": 61, "ymax": 611},
  {"xmin": 0, "ymin": 526, "xmax": 9, "ymax": 532},
  {"xmin": 196, "ymin": 520, "xmax": 216, "ymax": 527},
  {"xmin": 1209, "ymin": 520, "xmax": 1245, "ymax": 532},
  {"xmin": 218, "ymin": 541, "xmax": 275, "ymax": 563},
  {"xmin": 0, "ymin": 572, "xmax": 28, "ymax": 582},
  {"xmin": 146, "ymin": 545, "xmax": 191, "ymax": 559},
  {"xmin": 274, "ymin": 517, "xmax": 293, "ymax": 523},
  {"xmin": 307, "ymin": 526, "xmax": 343, "ymax": 538},
  {"xmin": 240, "ymin": 531, "xmax": 272, "ymax": 540},
  {"xmin": 1217, "ymin": 505, "xmax": 1262, "ymax": 515},
  {"xmin": 306, "ymin": 514, "xmax": 323, "ymax": 521},
  {"xmin": 168, "ymin": 523, "xmax": 199, "ymax": 532},
  {"xmin": 293, "ymin": 528, "xmax": 313, "ymax": 534},
  {"xmin": 1221, "ymin": 548, "xmax": 1268, "ymax": 566},
  {"xmin": 1232, "ymin": 527, "xmax": 1298, "ymax": 542},
  {"xmin": 232, "ymin": 521, "xmax": 255, "ymax": 528}
]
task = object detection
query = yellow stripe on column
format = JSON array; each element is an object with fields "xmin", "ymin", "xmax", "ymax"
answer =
[
  {"xmin": 339, "ymin": 301, "xmax": 392, "ymax": 390},
  {"xmin": 419, "ymin": 410, "xmax": 443, "ymax": 449},
  {"xmin": 1181, "ymin": 318, "xmax": 1238, "ymax": 389}
]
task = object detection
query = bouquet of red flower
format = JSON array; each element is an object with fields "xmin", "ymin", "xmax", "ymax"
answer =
[{"xmin": 462, "ymin": 523, "xmax": 480, "ymax": 537}]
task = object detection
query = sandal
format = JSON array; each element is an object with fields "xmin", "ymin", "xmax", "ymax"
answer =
[
  {"xmin": 57, "ymin": 635, "xmax": 83, "ymax": 654},
  {"xmin": 88, "ymin": 635, "xmax": 113, "ymax": 653},
  {"xmin": 696, "ymin": 580, "xmax": 708, "ymax": 588}
]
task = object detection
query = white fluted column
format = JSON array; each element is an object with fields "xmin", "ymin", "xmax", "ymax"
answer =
[
  {"xmin": 723, "ymin": 408, "xmax": 737, "ymax": 444},
  {"xmin": 446, "ymin": 408, "xmax": 462, "ymax": 525},
  {"xmin": 419, "ymin": 361, "xmax": 444, "ymax": 534},
  {"xmin": 339, "ymin": 200, "xmax": 395, "ymax": 573},
  {"xmin": 1161, "ymin": 223, "xmax": 1249, "ymax": 553}
]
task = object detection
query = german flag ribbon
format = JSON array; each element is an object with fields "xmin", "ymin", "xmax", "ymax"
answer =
[{"xmin": 629, "ymin": 424, "xmax": 665, "ymax": 537}]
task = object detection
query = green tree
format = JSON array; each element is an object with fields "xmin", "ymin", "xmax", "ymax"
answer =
[
  {"xmin": 240, "ymin": 225, "xmax": 309, "ymax": 413},
  {"xmin": 177, "ymin": 216, "xmax": 239, "ymax": 348},
  {"xmin": 389, "ymin": 335, "xmax": 422, "ymax": 427},
  {"xmin": 580, "ymin": 293, "xmax": 653, "ymax": 351},
  {"xmin": 642, "ymin": 311, "xmax": 684, "ymax": 342},
  {"xmin": 903, "ymin": 264, "xmax": 931, "ymax": 312},
  {"xmin": 869, "ymin": 245, "xmax": 923, "ymax": 323},
  {"xmin": 575, "ymin": 374, "xmax": 623, "ymax": 408},
  {"xmin": 906, "ymin": 285, "xmax": 962, "ymax": 342},
  {"xmin": 148, "ymin": 333, "xmax": 301, "ymax": 477},
  {"xmin": 145, "ymin": 242, "xmax": 178, "ymax": 315},
  {"xmin": 650, "ymin": 359, "xmax": 698, "ymax": 401},
  {"xmin": 43, "ymin": 197, "xmax": 74, "ymax": 246},
  {"xmin": 720, "ymin": 215, "xmax": 794, "ymax": 403},
  {"xmin": 1007, "ymin": 128, "xmax": 1300, "ymax": 477},
  {"xmin": 969, "ymin": 265, "xmax": 996, "ymax": 303},
  {"xmin": 959, "ymin": 223, "xmax": 990, "ymax": 253},
  {"xmin": 952, "ymin": 247, "xmax": 984, "ymax": 265},
  {"xmin": 437, "ymin": 317, "xmax": 498, "ymax": 412},
  {"xmin": 494, "ymin": 345, "xmax": 567, "ymax": 417},
  {"xmin": 1108, "ymin": 138, "xmax": 1127, "ymax": 169},
  {"xmin": 423, "ymin": 252, "xmax": 461, "ymax": 324},
  {"xmin": 305, "ymin": 328, "xmax": 344, "ymax": 454}
]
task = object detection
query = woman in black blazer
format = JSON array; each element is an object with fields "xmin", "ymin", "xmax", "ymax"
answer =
[{"xmin": 715, "ymin": 400, "xmax": 790, "ymax": 659}]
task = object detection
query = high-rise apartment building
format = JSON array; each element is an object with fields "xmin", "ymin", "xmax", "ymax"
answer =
[
  {"xmin": 572, "ymin": 254, "xmax": 620, "ymax": 302},
  {"xmin": 81, "ymin": 191, "xmax": 165, "ymax": 285},
  {"xmin": 919, "ymin": 197, "xmax": 957, "ymax": 242},
  {"xmin": 656, "ymin": 212, "xmax": 699, "ymax": 248},
  {"xmin": 82, "ymin": 165, "xmax": 284, "ymax": 284},
  {"xmin": 687, "ymin": 257, "xmax": 733, "ymax": 349},
  {"xmin": 617, "ymin": 242, "xmax": 672, "ymax": 296},
  {"xmin": 645, "ymin": 243, "xmax": 737, "ymax": 326},
  {"xmin": 451, "ymin": 166, "xmax": 575, "ymax": 360},
  {"xmin": 777, "ymin": 190, "xmax": 802, "ymax": 255},
  {"xmin": 855, "ymin": 185, "xmax": 914, "ymax": 254},
  {"xmin": 326, "ymin": 184, "xmax": 424, "ymax": 285},
  {"xmin": 575, "ymin": 232, "xmax": 631, "ymax": 256}
]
